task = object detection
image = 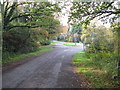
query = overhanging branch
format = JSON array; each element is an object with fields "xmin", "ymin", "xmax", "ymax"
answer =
[{"xmin": 9, "ymin": 14, "xmax": 31, "ymax": 22}]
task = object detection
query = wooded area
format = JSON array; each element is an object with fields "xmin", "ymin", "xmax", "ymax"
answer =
[
  {"xmin": 69, "ymin": 1, "xmax": 120, "ymax": 85},
  {"xmin": 56, "ymin": 1, "xmax": 120, "ymax": 87},
  {"xmin": 1, "ymin": 0, "xmax": 120, "ymax": 88},
  {"xmin": 1, "ymin": 1, "xmax": 62, "ymax": 61}
]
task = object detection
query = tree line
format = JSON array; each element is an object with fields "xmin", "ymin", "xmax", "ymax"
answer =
[
  {"xmin": 69, "ymin": 1, "xmax": 120, "ymax": 79},
  {"xmin": 1, "ymin": 1, "xmax": 61, "ymax": 60}
]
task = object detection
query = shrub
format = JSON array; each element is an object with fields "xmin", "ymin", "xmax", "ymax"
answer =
[
  {"xmin": 3, "ymin": 27, "xmax": 40, "ymax": 53},
  {"xmin": 40, "ymin": 40, "xmax": 51, "ymax": 45}
]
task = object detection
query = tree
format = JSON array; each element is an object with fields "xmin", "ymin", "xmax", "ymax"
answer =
[
  {"xmin": 1, "ymin": 2, "xmax": 29, "ymax": 30},
  {"xmin": 1, "ymin": 1, "xmax": 61, "ymax": 31},
  {"xmin": 68, "ymin": 22, "xmax": 82, "ymax": 43},
  {"xmin": 111, "ymin": 22, "xmax": 120, "ymax": 77},
  {"xmin": 1, "ymin": 1, "xmax": 61, "ymax": 52},
  {"xmin": 69, "ymin": 1, "xmax": 120, "ymax": 77},
  {"xmin": 69, "ymin": 1, "xmax": 120, "ymax": 25}
]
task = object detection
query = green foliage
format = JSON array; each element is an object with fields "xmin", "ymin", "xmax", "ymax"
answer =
[
  {"xmin": 57, "ymin": 34, "xmax": 66, "ymax": 41},
  {"xmin": 3, "ymin": 27, "xmax": 40, "ymax": 53},
  {"xmin": 111, "ymin": 22, "xmax": 120, "ymax": 76},
  {"xmin": 73, "ymin": 51, "xmax": 119, "ymax": 88},
  {"xmin": 77, "ymin": 22, "xmax": 120, "ymax": 87},
  {"xmin": 81, "ymin": 23, "xmax": 114, "ymax": 52},
  {"xmin": 63, "ymin": 43, "xmax": 79, "ymax": 46},
  {"xmin": 40, "ymin": 40, "xmax": 51, "ymax": 45},
  {"xmin": 3, "ymin": 46, "xmax": 53, "ymax": 65},
  {"xmin": 69, "ymin": 1, "xmax": 120, "ymax": 25},
  {"xmin": 69, "ymin": 22, "xmax": 82, "ymax": 34},
  {"xmin": 69, "ymin": 0, "xmax": 120, "ymax": 85},
  {"xmin": 2, "ymin": 2, "xmax": 61, "ymax": 30},
  {"xmin": 2, "ymin": 2, "xmax": 61, "ymax": 63}
]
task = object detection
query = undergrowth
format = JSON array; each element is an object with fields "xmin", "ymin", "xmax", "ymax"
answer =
[
  {"xmin": 2, "ymin": 46, "xmax": 53, "ymax": 65},
  {"xmin": 73, "ymin": 51, "xmax": 119, "ymax": 88}
]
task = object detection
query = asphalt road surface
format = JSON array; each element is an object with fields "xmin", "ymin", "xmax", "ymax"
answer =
[{"xmin": 3, "ymin": 43, "xmax": 83, "ymax": 88}]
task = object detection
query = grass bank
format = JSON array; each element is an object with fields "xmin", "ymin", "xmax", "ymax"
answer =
[
  {"xmin": 3, "ymin": 46, "xmax": 53, "ymax": 65},
  {"xmin": 63, "ymin": 43, "xmax": 79, "ymax": 46},
  {"xmin": 51, "ymin": 41, "xmax": 80, "ymax": 46},
  {"xmin": 73, "ymin": 51, "xmax": 119, "ymax": 88}
]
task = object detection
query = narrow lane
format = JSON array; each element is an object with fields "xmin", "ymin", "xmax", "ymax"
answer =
[{"xmin": 3, "ymin": 44, "xmax": 83, "ymax": 88}]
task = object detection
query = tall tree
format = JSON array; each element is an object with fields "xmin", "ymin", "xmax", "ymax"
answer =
[
  {"xmin": 69, "ymin": 1, "xmax": 120, "ymax": 25},
  {"xmin": 1, "ymin": 2, "xmax": 61, "ymax": 31},
  {"xmin": 68, "ymin": 22, "xmax": 82, "ymax": 43},
  {"xmin": 1, "ymin": 1, "xmax": 61, "ymax": 52},
  {"xmin": 69, "ymin": 1, "xmax": 120, "ymax": 77}
]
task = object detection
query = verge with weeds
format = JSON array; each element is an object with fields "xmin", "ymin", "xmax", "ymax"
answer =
[
  {"xmin": 73, "ymin": 51, "xmax": 119, "ymax": 88},
  {"xmin": 63, "ymin": 43, "xmax": 79, "ymax": 46},
  {"xmin": 2, "ymin": 46, "xmax": 53, "ymax": 65}
]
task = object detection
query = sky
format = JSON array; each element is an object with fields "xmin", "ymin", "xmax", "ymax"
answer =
[{"xmin": 54, "ymin": 0, "xmax": 72, "ymax": 26}]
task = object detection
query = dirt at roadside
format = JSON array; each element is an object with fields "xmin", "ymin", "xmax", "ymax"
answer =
[{"xmin": 73, "ymin": 64, "xmax": 91, "ymax": 88}]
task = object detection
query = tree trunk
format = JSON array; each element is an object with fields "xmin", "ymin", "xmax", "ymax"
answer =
[
  {"xmin": 117, "ymin": 29, "xmax": 120, "ymax": 76},
  {"xmin": 0, "ymin": 2, "xmax": 4, "ymax": 67}
]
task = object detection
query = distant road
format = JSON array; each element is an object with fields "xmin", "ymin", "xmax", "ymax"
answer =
[{"xmin": 3, "ymin": 42, "xmax": 83, "ymax": 88}]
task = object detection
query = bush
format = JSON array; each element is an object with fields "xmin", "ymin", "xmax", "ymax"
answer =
[
  {"xmin": 3, "ymin": 27, "xmax": 40, "ymax": 53},
  {"xmin": 73, "ymin": 51, "xmax": 119, "ymax": 88},
  {"xmin": 40, "ymin": 41, "xmax": 51, "ymax": 45}
]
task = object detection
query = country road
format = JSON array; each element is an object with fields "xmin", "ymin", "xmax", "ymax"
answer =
[{"xmin": 3, "ymin": 43, "xmax": 83, "ymax": 88}]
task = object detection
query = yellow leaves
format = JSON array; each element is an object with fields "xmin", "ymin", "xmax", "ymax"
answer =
[
  {"xmin": 111, "ymin": 22, "xmax": 120, "ymax": 33},
  {"xmin": 33, "ymin": 27, "xmax": 48, "ymax": 36},
  {"xmin": 111, "ymin": 22, "xmax": 120, "ymax": 28},
  {"xmin": 81, "ymin": 29, "xmax": 90, "ymax": 40},
  {"xmin": 92, "ymin": 69, "xmax": 106, "ymax": 75}
]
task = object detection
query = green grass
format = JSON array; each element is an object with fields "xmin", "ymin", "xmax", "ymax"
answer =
[
  {"xmin": 63, "ymin": 43, "xmax": 79, "ymax": 46},
  {"xmin": 51, "ymin": 41, "xmax": 81, "ymax": 46},
  {"xmin": 3, "ymin": 46, "xmax": 53, "ymax": 65},
  {"xmin": 73, "ymin": 51, "xmax": 119, "ymax": 88},
  {"xmin": 51, "ymin": 42, "xmax": 59, "ymax": 44}
]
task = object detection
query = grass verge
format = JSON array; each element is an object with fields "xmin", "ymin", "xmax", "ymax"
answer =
[
  {"xmin": 3, "ymin": 46, "xmax": 53, "ymax": 65},
  {"xmin": 63, "ymin": 43, "xmax": 79, "ymax": 46},
  {"xmin": 73, "ymin": 51, "xmax": 119, "ymax": 88}
]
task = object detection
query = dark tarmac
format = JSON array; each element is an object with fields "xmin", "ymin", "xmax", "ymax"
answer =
[{"xmin": 3, "ymin": 43, "xmax": 83, "ymax": 88}]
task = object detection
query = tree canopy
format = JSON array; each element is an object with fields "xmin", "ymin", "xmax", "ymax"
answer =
[
  {"xmin": 69, "ymin": 0, "xmax": 120, "ymax": 77},
  {"xmin": 69, "ymin": 1, "xmax": 120, "ymax": 25},
  {"xmin": 1, "ymin": 2, "xmax": 61, "ymax": 31},
  {"xmin": 1, "ymin": 1, "xmax": 61, "ymax": 52}
]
